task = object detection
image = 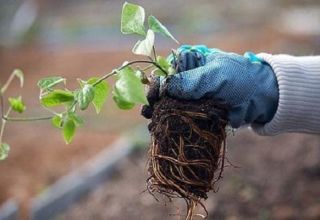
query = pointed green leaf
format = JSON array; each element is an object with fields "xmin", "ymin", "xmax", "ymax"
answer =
[
  {"xmin": 77, "ymin": 84, "xmax": 95, "ymax": 110},
  {"xmin": 38, "ymin": 77, "xmax": 66, "ymax": 91},
  {"xmin": 115, "ymin": 66, "xmax": 148, "ymax": 105},
  {"xmin": 132, "ymin": 29, "xmax": 155, "ymax": 56},
  {"xmin": 40, "ymin": 90, "xmax": 74, "ymax": 107},
  {"xmin": 68, "ymin": 112, "xmax": 84, "ymax": 126},
  {"xmin": 148, "ymin": 15, "xmax": 179, "ymax": 44},
  {"xmin": 8, "ymin": 96, "xmax": 26, "ymax": 113},
  {"xmin": 12, "ymin": 69, "xmax": 24, "ymax": 87},
  {"xmin": 87, "ymin": 78, "xmax": 110, "ymax": 114},
  {"xmin": 63, "ymin": 119, "xmax": 76, "ymax": 144},
  {"xmin": 0, "ymin": 143, "xmax": 10, "ymax": 160},
  {"xmin": 52, "ymin": 115, "xmax": 63, "ymax": 128},
  {"xmin": 112, "ymin": 87, "xmax": 135, "ymax": 110},
  {"xmin": 121, "ymin": 2, "xmax": 146, "ymax": 36}
]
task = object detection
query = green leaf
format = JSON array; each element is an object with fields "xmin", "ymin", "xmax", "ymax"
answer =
[
  {"xmin": 152, "ymin": 68, "xmax": 167, "ymax": 77},
  {"xmin": 87, "ymin": 78, "xmax": 110, "ymax": 114},
  {"xmin": 152, "ymin": 56, "xmax": 171, "ymax": 76},
  {"xmin": 63, "ymin": 119, "xmax": 76, "ymax": 144},
  {"xmin": 68, "ymin": 112, "xmax": 84, "ymax": 126},
  {"xmin": 52, "ymin": 115, "xmax": 63, "ymax": 128},
  {"xmin": 157, "ymin": 56, "xmax": 171, "ymax": 70},
  {"xmin": 8, "ymin": 96, "xmax": 26, "ymax": 113},
  {"xmin": 121, "ymin": 2, "xmax": 146, "ymax": 36},
  {"xmin": 0, "ymin": 143, "xmax": 10, "ymax": 160},
  {"xmin": 112, "ymin": 87, "xmax": 135, "ymax": 110},
  {"xmin": 12, "ymin": 69, "xmax": 24, "ymax": 87},
  {"xmin": 52, "ymin": 113, "xmax": 83, "ymax": 129},
  {"xmin": 77, "ymin": 84, "xmax": 95, "ymax": 110},
  {"xmin": 115, "ymin": 66, "xmax": 148, "ymax": 105},
  {"xmin": 40, "ymin": 90, "xmax": 74, "ymax": 107},
  {"xmin": 148, "ymin": 15, "xmax": 179, "ymax": 44},
  {"xmin": 132, "ymin": 29, "xmax": 155, "ymax": 56},
  {"xmin": 38, "ymin": 76, "xmax": 66, "ymax": 91}
]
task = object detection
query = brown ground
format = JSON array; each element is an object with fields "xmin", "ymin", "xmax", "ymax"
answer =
[
  {"xmin": 60, "ymin": 131, "xmax": 320, "ymax": 220},
  {"xmin": 0, "ymin": 48, "xmax": 144, "ymax": 217}
]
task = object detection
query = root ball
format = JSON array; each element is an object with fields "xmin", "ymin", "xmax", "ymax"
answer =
[{"xmin": 147, "ymin": 96, "xmax": 229, "ymax": 219}]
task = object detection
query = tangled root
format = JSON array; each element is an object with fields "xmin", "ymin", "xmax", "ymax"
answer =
[{"xmin": 146, "ymin": 96, "xmax": 229, "ymax": 219}]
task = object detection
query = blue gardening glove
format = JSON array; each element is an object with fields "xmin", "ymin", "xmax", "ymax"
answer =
[
  {"xmin": 165, "ymin": 45, "xmax": 279, "ymax": 128},
  {"xmin": 141, "ymin": 46, "xmax": 209, "ymax": 119},
  {"xmin": 168, "ymin": 45, "xmax": 221, "ymax": 72}
]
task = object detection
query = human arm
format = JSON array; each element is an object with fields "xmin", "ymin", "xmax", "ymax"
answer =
[{"xmin": 251, "ymin": 53, "xmax": 320, "ymax": 135}]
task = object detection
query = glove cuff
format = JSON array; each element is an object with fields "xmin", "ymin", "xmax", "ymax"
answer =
[{"xmin": 251, "ymin": 53, "xmax": 320, "ymax": 135}]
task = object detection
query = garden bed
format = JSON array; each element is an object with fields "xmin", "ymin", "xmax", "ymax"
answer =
[{"xmin": 61, "ymin": 131, "xmax": 320, "ymax": 220}]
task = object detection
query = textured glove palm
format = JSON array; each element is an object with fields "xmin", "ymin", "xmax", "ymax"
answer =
[{"xmin": 166, "ymin": 46, "xmax": 279, "ymax": 128}]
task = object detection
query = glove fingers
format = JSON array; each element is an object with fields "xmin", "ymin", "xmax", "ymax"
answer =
[
  {"xmin": 166, "ymin": 54, "xmax": 256, "ymax": 103},
  {"xmin": 174, "ymin": 51, "xmax": 206, "ymax": 71},
  {"xmin": 167, "ymin": 51, "xmax": 219, "ymax": 100},
  {"xmin": 166, "ymin": 63, "xmax": 219, "ymax": 100}
]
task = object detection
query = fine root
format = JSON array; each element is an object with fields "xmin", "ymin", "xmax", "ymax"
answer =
[{"xmin": 147, "ymin": 97, "xmax": 229, "ymax": 219}]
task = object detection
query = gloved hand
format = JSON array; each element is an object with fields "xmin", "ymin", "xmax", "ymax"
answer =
[
  {"xmin": 165, "ymin": 45, "xmax": 279, "ymax": 128},
  {"xmin": 141, "ymin": 45, "xmax": 209, "ymax": 119}
]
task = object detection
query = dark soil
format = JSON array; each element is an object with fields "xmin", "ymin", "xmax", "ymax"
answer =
[{"xmin": 147, "ymin": 96, "xmax": 229, "ymax": 219}]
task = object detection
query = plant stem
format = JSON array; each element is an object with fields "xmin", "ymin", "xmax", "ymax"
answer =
[
  {"xmin": 142, "ymin": 64, "xmax": 154, "ymax": 72},
  {"xmin": 0, "ymin": 58, "xmax": 168, "ymax": 141},
  {"xmin": 3, "ymin": 116, "xmax": 53, "ymax": 122},
  {"xmin": 92, "ymin": 60, "xmax": 168, "ymax": 87},
  {"xmin": 0, "ymin": 109, "xmax": 10, "ymax": 145},
  {"xmin": 0, "ymin": 92, "xmax": 52, "ymax": 123},
  {"xmin": 0, "ymin": 93, "xmax": 4, "ymax": 120},
  {"xmin": 92, "ymin": 71, "xmax": 117, "ymax": 87},
  {"xmin": 1, "ymin": 73, "xmax": 16, "ymax": 94},
  {"xmin": 119, "ymin": 60, "xmax": 166, "ymax": 73},
  {"xmin": 0, "ymin": 95, "xmax": 4, "ymax": 144},
  {"xmin": 152, "ymin": 46, "xmax": 157, "ymax": 61}
]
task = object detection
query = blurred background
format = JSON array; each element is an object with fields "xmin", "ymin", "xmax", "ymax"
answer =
[{"xmin": 0, "ymin": 0, "xmax": 320, "ymax": 219}]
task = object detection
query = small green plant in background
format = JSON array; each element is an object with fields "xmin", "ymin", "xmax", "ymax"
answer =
[
  {"xmin": 0, "ymin": 69, "xmax": 26, "ymax": 160},
  {"xmin": 0, "ymin": 2, "xmax": 178, "ymax": 160}
]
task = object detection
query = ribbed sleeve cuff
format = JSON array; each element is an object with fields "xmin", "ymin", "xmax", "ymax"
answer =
[{"xmin": 251, "ymin": 53, "xmax": 320, "ymax": 135}]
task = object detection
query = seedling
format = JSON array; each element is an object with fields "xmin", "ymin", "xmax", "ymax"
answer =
[
  {"xmin": 0, "ymin": 2, "xmax": 177, "ymax": 154},
  {"xmin": 0, "ymin": 2, "xmax": 230, "ymax": 220}
]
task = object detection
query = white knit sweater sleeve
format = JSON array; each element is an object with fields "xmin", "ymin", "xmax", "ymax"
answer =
[{"xmin": 251, "ymin": 53, "xmax": 320, "ymax": 136}]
